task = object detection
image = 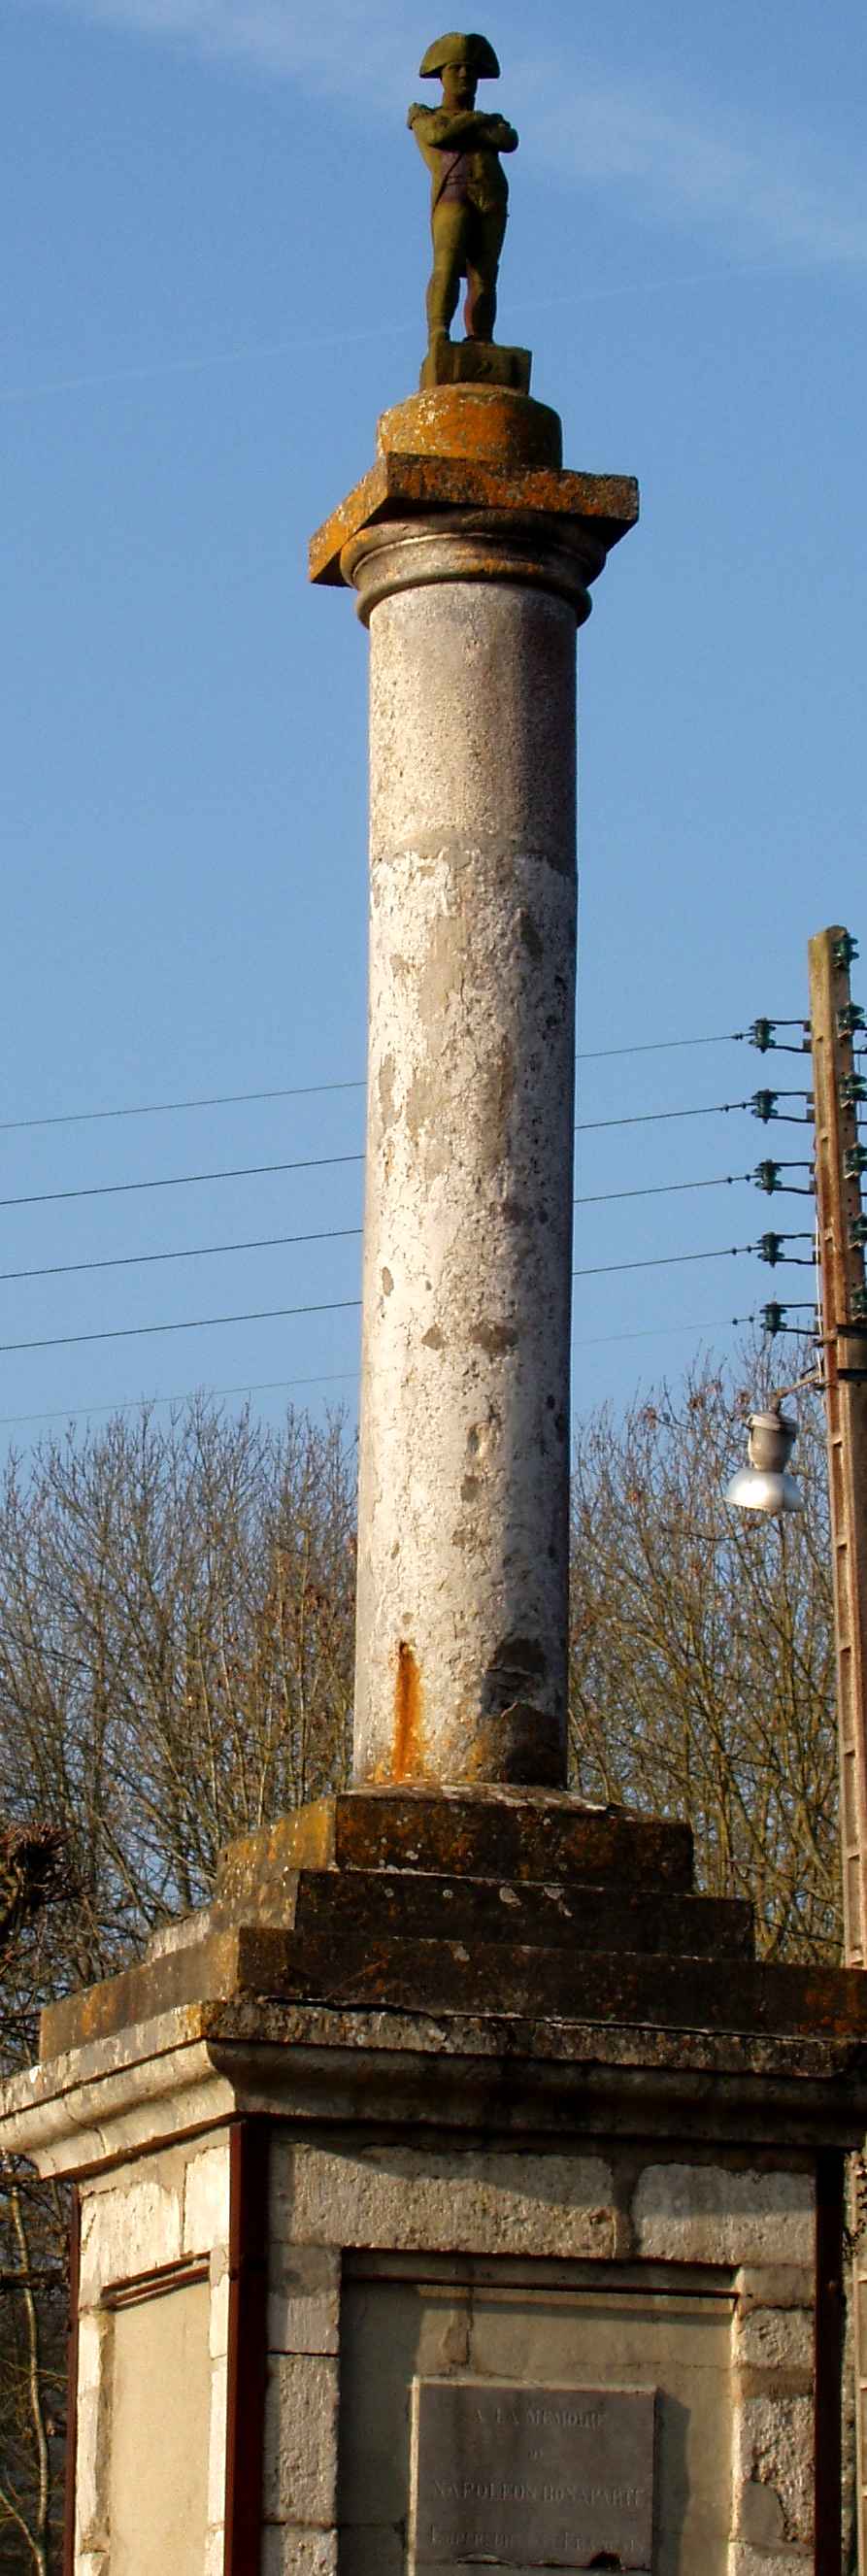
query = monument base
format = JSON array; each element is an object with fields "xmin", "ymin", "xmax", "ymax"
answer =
[
  {"xmin": 419, "ymin": 338, "xmax": 532, "ymax": 392},
  {"xmin": 2, "ymin": 1788, "xmax": 861, "ymax": 2576}
]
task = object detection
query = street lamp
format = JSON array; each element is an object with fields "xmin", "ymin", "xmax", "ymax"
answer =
[{"xmin": 725, "ymin": 1398, "xmax": 805, "ymax": 1518}]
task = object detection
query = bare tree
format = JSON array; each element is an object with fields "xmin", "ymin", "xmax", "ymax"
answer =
[
  {"xmin": 0, "ymin": 1398, "xmax": 355, "ymax": 2571},
  {"xmin": 0, "ymin": 1399, "xmax": 355, "ymax": 1980},
  {"xmin": 0, "ymin": 1837, "xmax": 75, "ymax": 2576},
  {"xmin": 569, "ymin": 1347, "xmax": 840, "ymax": 1959}
]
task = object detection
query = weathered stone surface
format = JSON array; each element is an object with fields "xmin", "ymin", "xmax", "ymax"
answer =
[
  {"xmin": 632, "ymin": 2165, "xmax": 814, "ymax": 2268},
  {"xmin": 735, "ymin": 2267, "xmax": 814, "ymax": 2314},
  {"xmin": 183, "ymin": 2142, "xmax": 230, "ymax": 2255},
  {"xmin": 734, "ymin": 2392, "xmax": 814, "ymax": 2544},
  {"xmin": 728, "ymin": 2549, "xmax": 810, "ymax": 2576},
  {"xmin": 419, "ymin": 342, "xmax": 533, "ymax": 392},
  {"xmin": 287, "ymin": 1865, "xmax": 752, "ymax": 1957},
  {"xmin": 267, "ymin": 2245, "xmax": 341, "ymax": 2356},
  {"xmin": 75, "ymin": 2387, "xmax": 107, "ymax": 2549},
  {"xmin": 207, "ymin": 2355, "xmax": 228, "ymax": 2527},
  {"xmin": 216, "ymin": 1790, "xmax": 695, "ymax": 1899},
  {"xmin": 352, "ymin": 565, "xmax": 577, "ymax": 1788},
  {"xmin": 378, "ymin": 389, "xmax": 559, "ymax": 470},
  {"xmin": 262, "ymin": 2356, "xmax": 339, "ymax": 2523},
  {"xmin": 41, "ymin": 1927, "xmax": 245, "ymax": 2060},
  {"xmin": 738, "ymin": 2479, "xmax": 786, "ymax": 2544},
  {"xmin": 277, "ymin": 2142, "xmax": 616, "ymax": 2258},
  {"xmin": 325, "ymin": 1790, "xmax": 695, "ymax": 1888},
  {"xmin": 733, "ymin": 2304, "xmax": 814, "ymax": 2376},
  {"xmin": 79, "ymin": 2169, "xmax": 183, "ymax": 2301},
  {"xmin": 309, "ymin": 436, "xmax": 638, "ymax": 588},
  {"xmin": 47, "ymin": 1911, "xmax": 858, "ymax": 2057},
  {"xmin": 262, "ymin": 2530, "xmax": 338, "ymax": 2576},
  {"xmin": 240, "ymin": 1925, "xmax": 867, "ymax": 2038},
  {"xmin": 8, "ymin": 1972, "xmax": 867, "ymax": 2182},
  {"xmin": 77, "ymin": 2311, "xmax": 107, "ymax": 2392},
  {"xmin": 209, "ymin": 2268, "xmax": 230, "ymax": 2360}
]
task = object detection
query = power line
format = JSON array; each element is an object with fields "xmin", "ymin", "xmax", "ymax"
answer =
[
  {"xmin": 0, "ymin": 1079, "xmax": 366, "ymax": 1137},
  {"xmin": 0, "ymin": 1297, "xmax": 363, "ymax": 1357},
  {"xmin": 0, "ymin": 1179, "xmax": 760, "ymax": 1288},
  {"xmin": 0, "ymin": 1151, "xmax": 364, "ymax": 1215},
  {"xmin": 573, "ymin": 1245, "xmax": 750, "ymax": 1279},
  {"xmin": 575, "ymin": 1172, "xmax": 750, "ymax": 1206},
  {"xmin": 0, "ymin": 1110, "xmax": 763, "ymax": 1217},
  {"xmin": 0, "ymin": 1244, "xmax": 770, "ymax": 1357},
  {"xmin": 0, "ymin": 1318, "xmax": 754, "ymax": 1432},
  {"xmin": 576, "ymin": 1101, "xmax": 750, "ymax": 1134},
  {"xmin": 0, "ymin": 1225, "xmax": 362, "ymax": 1288},
  {"xmin": 0, "ymin": 1036, "xmax": 751, "ymax": 1138},
  {"xmin": 579, "ymin": 1032, "xmax": 746, "ymax": 1059}
]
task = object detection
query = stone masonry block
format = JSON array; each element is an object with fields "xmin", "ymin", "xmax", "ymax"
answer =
[
  {"xmin": 183, "ymin": 2143, "xmax": 230, "ymax": 2256},
  {"xmin": 210, "ymin": 2270, "xmax": 230, "ymax": 2361},
  {"xmin": 75, "ymin": 2387, "xmax": 107, "ymax": 2551},
  {"xmin": 77, "ymin": 2311, "xmax": 107, "ymax": 2395},
  {"xmin": 278, "ymin": 2143, "xmax": 615, "ymax": 2258},
  {"xmin": 263, "ymin": 2357, "xmax": 339, "ymax": 2525},
  {"xmin": 733, "ymin": 2305, "xmax": 814, "ymax": 2377},
  {"xmin": 734, "ymin": 2393, "xmax": 813, "ymax": 2545},
  {"xmin": 262, "ymin": 2530, "xmax": 338, "ymax": 2576},
  {"xmin": 632, "ymin": 2165, "xmax": 814, "ymax": 2267},
  {"xmin": 268, "ymin": 2246, "xmax": 340, "ymax": 2356},
  {"xmin": 79, "ymin": 2172, "xmax": 182, "ymax": 2302},
  {"xmin": 735, "ymin": 2267, "xmax": 814, "ymax": 2314},
  {"xmin": 207, "ymin": 2360, "xmax": 228, "ymax": 2529},
  {"xmin": 739, "ymin": 2480, "xmax": 787, "ymax": 2545},
  {"xmin": 728, "ymin": 2551, "xmax": 810, "ymax": 2576}
]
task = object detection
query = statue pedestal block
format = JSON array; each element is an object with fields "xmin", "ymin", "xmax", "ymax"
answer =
[
  {"xmin": 419, "ymin": 338, "xmax": 532, "ymax": 392},
  {"xmin": 2, "ymin": 1788, "xmax": 863, "ymax": 2575}
]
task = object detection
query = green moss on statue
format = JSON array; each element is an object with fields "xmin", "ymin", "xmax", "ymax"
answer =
[{"xmin": 408, "ymin": 33, "xmax": 518, "ymax": 359}]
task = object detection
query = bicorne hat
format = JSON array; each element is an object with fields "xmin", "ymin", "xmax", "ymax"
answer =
[{"xmin": 418, "ymin": 32, "xmax": 501, "ymax": 78}]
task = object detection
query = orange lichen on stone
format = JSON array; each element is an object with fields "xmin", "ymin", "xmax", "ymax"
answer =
[
  {"xmin": 377, "ymin": 386, "xmax": 562, "ymax": 471},
  {"xmin": 392, "ymin": 1640, "xmax": 425, "ymax": 1781},
  {"xmin": 308, "ymin": 434, "xmax": 639, "ymax": 587}
]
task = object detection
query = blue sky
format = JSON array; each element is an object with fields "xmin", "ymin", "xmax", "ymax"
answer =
[{"xmin": 2, "ymin": 0, "xmax": 865, "ymax": 1448}]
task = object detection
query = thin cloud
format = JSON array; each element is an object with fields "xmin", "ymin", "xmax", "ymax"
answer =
[
  {"xmin": 28, "ymin": 0, "xmax": 867, "ymax": 273},
  {"xmin": 539, "ymin": 78, "xmax": 867, "ymax": 271}
]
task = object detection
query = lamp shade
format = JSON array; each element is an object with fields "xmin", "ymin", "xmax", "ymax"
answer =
[
  {"xmin": 725, "ymin": 1405, "xmax": 804, "ymax": 1516},
  {"xmin": 725, "ymin": 1464, "xmax": 804, "ymax": 1517}
]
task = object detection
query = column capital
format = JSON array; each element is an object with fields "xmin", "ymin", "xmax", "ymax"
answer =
[
  {"xmin": 309, "ymin": 388, "xmax": 638, "ymax": 597},
  {"xmin": 341, "ymin": 511, "xmax": 609, "ymax": 625}
]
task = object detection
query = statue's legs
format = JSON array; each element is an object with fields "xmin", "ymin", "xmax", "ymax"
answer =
[
  {"xmin": 463, "ymin": 205, "xmax": 508, "ymax": 340},
  {"xmin": 426, "ymin": 201, "xmax": 509, "ymax": 348},
  {"xmin": 426, "ymin": 202, "xmax": 469, "ymax": 344}
]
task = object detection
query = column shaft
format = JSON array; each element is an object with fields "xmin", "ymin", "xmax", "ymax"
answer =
[{"xmin": 351, "ymin": 554, "xmax": 577, "ymax": 1786}]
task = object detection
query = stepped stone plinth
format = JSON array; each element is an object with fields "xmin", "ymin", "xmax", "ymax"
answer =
[{"xmin": 1, "ymin": 1786, "xmax": 864, "ymax": 2573}]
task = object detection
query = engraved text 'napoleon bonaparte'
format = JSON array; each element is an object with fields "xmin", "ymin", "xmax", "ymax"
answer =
[{"xmin": 412, "ymin": 2381, "xmax": 656, "ymax": 2573}]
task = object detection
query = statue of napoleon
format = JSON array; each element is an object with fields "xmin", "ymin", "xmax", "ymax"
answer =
[{"xmin": 408, "ymin": 32, "xmax": 518, "ymax": 365}]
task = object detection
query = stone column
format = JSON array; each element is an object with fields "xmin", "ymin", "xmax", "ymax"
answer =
[{"xmin": 311, "ymin": 387, "xmax": 638, "ymax": 1790}]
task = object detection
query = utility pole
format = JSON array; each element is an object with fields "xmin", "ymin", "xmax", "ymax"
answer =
[
  {"xmin": 809, "ymin": 922, "xmax": 867, "ymax": 2570},
  {"xmin": 810, "ymin": 925, "xmax": 867, "ymax": 1962}
]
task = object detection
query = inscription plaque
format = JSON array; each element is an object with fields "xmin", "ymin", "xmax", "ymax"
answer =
[{"xmin": 412, "ymin": 2379, "xmax": 655, "ymax": 2572}]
